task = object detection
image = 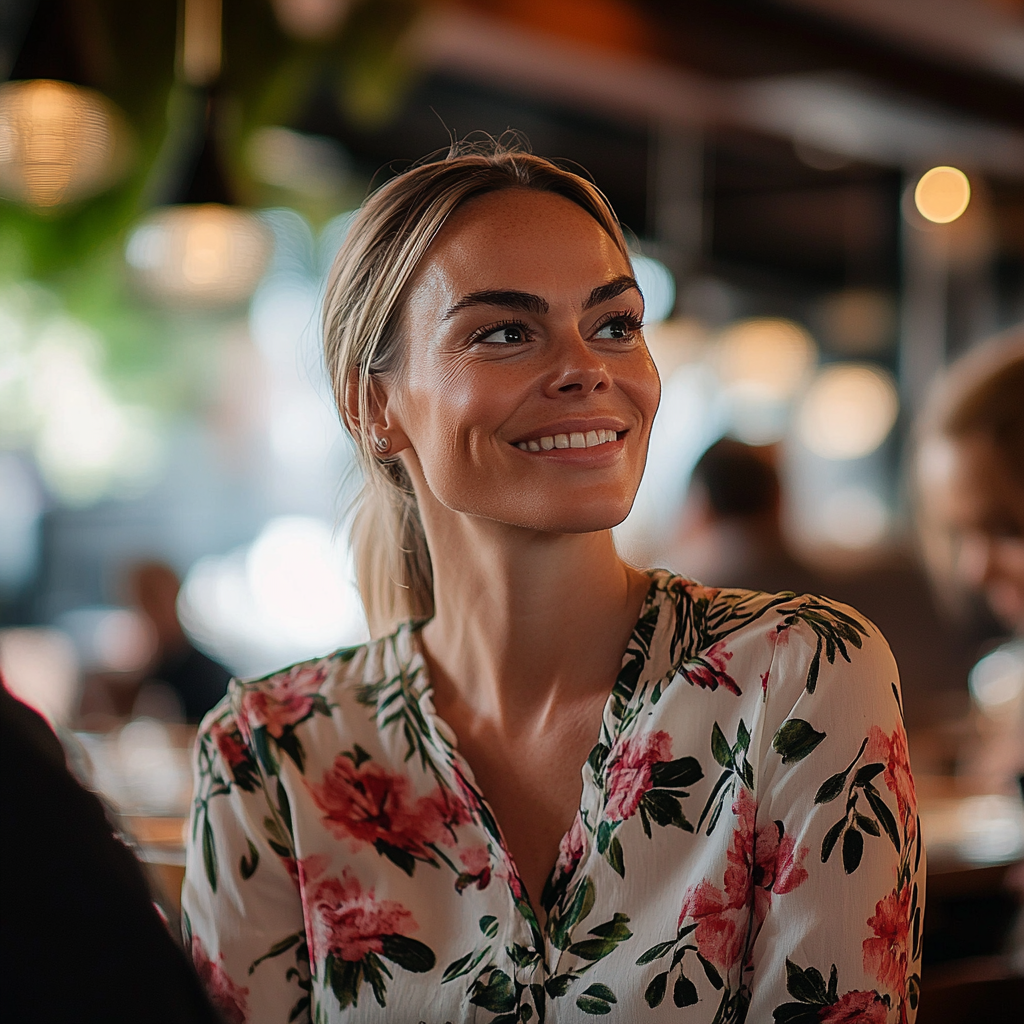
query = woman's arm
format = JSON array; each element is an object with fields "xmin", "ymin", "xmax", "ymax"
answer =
[
  {"xmin": 746, "ymin": 604, "xmax": 924, "ymax": 1024},
  {"xmin": 182, "ymin": 698, "xmax": 311, "ymax": 1024}
]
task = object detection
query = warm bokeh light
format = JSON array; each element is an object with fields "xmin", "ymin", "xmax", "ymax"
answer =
[
  {"xmin": 126, "ymin": 204, "xmax": 272, "ymax": 307},
  {"xmin": 0, "ymin": 79, "xmax": 132, "ymax": 207},
  {"xmin": 914, "ymin": 165, "xmax": 971, "ymax": 224},
  {"xmin": 716, "ymin": 318, "xmax": 817, "ymax": 402},
  {"xmin": 797, "ymin": 364, "xmax": 899, "ymax": 460}
]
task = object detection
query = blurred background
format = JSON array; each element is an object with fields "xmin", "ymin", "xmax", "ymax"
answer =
[{"xmin": 0, "ymin": 0, "xmax": 1022, "ymax": 1014}]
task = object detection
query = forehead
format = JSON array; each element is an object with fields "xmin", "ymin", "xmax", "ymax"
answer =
[
  {"xmin": 923, "ymin": 433, "xmax": 1024, "ymax": 523},
  {"xmin": 411, "ymin": 188, "xmax": 629, "ymax": 303}
]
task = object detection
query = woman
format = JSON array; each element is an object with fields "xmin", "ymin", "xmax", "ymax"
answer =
[{"xmin": 183, "ymin": 144, "xmax": 922, "ymax": 1023}]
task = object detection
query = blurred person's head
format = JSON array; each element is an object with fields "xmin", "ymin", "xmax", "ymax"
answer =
[
  {"xmin": 916, "ymin": 329, "xmax": 1024, "ymax": 633},
  {"xmin": 322, "ymin": 138, "xmax": 657, "ymax": 636},
  {"xmin": 689, "ymin": 438, "xmax": 781, "ymax": 528},
  {"xmin": 126, "ymin": 561, "xmax": 185, "ymax": 651}
]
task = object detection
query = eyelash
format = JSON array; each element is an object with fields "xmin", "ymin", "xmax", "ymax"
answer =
[{"xmin": 469, "ymin": 310, "xmax": 645, "ymax": 346}]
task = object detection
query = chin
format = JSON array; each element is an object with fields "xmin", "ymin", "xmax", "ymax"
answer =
[{"xmin": 482, "ymin": 491, "xmax": 636, "ymax": 534}]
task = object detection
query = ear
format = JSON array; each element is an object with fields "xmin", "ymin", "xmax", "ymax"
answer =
[{"xmin": 343, "ymin": 367, "xmax": 412, "ymax": 455}]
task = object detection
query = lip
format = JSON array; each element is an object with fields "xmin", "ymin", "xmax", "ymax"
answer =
[{"xmin": 509, "ymin": 419, "xmax": 628, "ymax": 446}]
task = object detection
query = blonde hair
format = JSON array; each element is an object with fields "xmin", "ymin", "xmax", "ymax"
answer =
[{"xmin": 323, "ymin": 139, "xmax": 631, "ymax": 637}]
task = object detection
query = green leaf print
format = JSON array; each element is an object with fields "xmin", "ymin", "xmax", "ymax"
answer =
[
  {"xmin": 772, "ymin": 720, "xmax": 826, "ymax": 764},
  {"xmin": 380, "ymin": 934, "xmax": 436, "ymax": 973},
  {"xmin": 480, "ymin": 914, "xmax": 500, "ymax": 938},
  {"xmin": 577, "ymin": 982, "xmax": 617, "ymax": 1015},
  {"xmin": 239, "ymin": 838, "xmax": 259, "ymax": 880},
  {"xmin": 470, "ymin": 968, "xmax": 517, "ymax": 1013},
  {"xmin": 645, "ymin": 972, "xmax": 668, "ymax": 1007},
  {"xmin": 441, "ymin": 946, "xmax": 491, "ymax": 983},
  {"xmin": 202, "ymin": 812, "xmax": 218, "ymax": 892},
  {"xmin": 673, "ymin": 973, "xmax": 699, "ymax": 1007}
]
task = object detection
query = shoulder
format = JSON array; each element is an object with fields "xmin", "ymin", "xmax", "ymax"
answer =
[
  {"xmin": 196, "ymin": 630, "xmax": 406, "ymax": 756},
  {"xmin": 649, "ymin": 569, "xmax": 895, "ymax": 701}
]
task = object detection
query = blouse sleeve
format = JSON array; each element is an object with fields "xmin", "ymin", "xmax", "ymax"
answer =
[
  {"xmin": 181, "ymin": 694, "xmax": 311, "ymax": 1024},
  {"xmin": 746, "ymin": 602, "xmax": 924, "ymax": 1023}
]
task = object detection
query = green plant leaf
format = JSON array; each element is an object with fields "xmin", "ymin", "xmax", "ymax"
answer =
[
  {"xmin": 480, "ymin": 914, "xmax": 499, "ymax": 938},
  {"xmin": 772, "ymin": 720, "xmax": 826, "ymax": 764}
]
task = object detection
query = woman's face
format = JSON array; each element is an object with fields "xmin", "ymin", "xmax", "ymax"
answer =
[{"xmin": 379, "ymin": 188, "xmax": 660, "ymax": 535}]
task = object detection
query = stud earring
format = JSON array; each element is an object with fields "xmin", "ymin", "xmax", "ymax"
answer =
[{"xmin": 375, "ymin": 436, "xmax": 391, "ymax": 453}]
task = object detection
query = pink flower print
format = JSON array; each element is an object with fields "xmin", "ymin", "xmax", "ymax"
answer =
[
  {"xmin": 863, "ymin": 884, "xmax": 911, "ymax": 994},
  {"xmin": 723, "ymin": 789, "xmax": 809, "ymax": 927},
  {"xmin": 680, "ymin": 641, "xmax": 740, "ymax": 695},
  {"xmin": 552, "ymin": 812, "xmax": 586, "ymax": 884},
  {"xmin": 677, "ymin": 879, "xmax": 748, "ymax": 973},
  {"xmin": 456, "ymin": 846, "xmax": 492, "ymax": 892},
  {"xmin": 604, "ymin": 731, "xmax": 673, "ymax": 822},
  {"xmin": 818, "ymin": 990, "xmax": 888, "ymax": 1024},
  {"xmin": 241, "ymin": 663, "xmax": 326, "ymax": 738},
  {"xmin": 307, "ymin": 869, "xmax": 417, "ymax": 965},
  {"xmin": 680, "ymin": 790, "xmax": 808, "ymax": 971},
  {"xmin": 309, "ymin": 755, "xmax": 468, "ymax": 860},
  {"xmin": 865, "ymin": 724, "xmax": 916, "ymax": 835},
  {"xmin": 209, "ymin": 720, "xmax": 249, "ymax": 772},
  {"xmin": 190, "ymin": 935, "xmax": 249, "ymax": 1024}
]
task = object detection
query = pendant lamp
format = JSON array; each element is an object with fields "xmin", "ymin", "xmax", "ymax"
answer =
[{"xmin": 126, "ymin": 0, "xmax": 271, "ymax": 308}]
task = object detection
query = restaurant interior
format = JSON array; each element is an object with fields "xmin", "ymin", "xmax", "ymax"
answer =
[{"xmin": 1, "ymin": 0, "xmax": 1022, "ymax": 1020}]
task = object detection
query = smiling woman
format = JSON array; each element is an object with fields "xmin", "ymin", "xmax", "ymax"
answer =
[{"xmin": 182, "ymin": 140, "xmax": 923, "ymax": 1024}]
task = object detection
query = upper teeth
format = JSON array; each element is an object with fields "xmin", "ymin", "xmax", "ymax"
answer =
[{"xmin": 516, "ymin": 429, "xmax": 618, "ymax": 452}]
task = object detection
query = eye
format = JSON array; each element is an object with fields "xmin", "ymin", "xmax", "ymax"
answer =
[
  {"xmin": 593, "ymin": 313, "xmax": 643, "ymax": 341},
  {"xmin": 476, "ymin": 323, "xmax": 530, "ymax": 345}
]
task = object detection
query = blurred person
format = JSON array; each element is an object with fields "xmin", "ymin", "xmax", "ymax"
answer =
[
  {"xmin": 183, "ymin": 141, "xmax": 922, "ymax": 1022},
  {"xmin": 0, "ymin": 676, "xmax": 222, "ymax": 1024},
  {"xmin": 916, "ymin": 330, "xmax": 1024, "ymax": 789},
  {"xmin": 664, "ymin": 438, "xmax": 976, "ymax": 730},
  {"xmin": 660, "ymin": 437, "xmax": 827, "ymax": 595},
  {"xmin": 128, "ymin": 561, "xmax": 231, "ymax": 723}
]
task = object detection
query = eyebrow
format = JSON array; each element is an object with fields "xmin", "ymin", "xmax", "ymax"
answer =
[{"xmin": 442, "ymin": 275, "xmax": 642, "ymax": 322}]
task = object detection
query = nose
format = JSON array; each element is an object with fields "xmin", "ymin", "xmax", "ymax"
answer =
[{"xmin": 545, "ymin": 332, "xmax": 612, "ymax": 396}]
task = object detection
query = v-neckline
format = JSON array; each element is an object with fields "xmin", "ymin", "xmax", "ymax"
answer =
[{"xmin": 401, "ymin": 572, "xmax": 666, "ymax": 937}]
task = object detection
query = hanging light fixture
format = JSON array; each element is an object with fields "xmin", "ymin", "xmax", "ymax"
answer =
[
  {"xmin": 125, "ymin": 0, "xmax": 271, "ymax": 308},
  {"xmin": 0, "ymin": 79, "xmax": 133, "ymax": 208}
]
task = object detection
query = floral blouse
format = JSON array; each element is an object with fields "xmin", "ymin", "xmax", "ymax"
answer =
[{"xmin": 182, "ymin": 571, "xmax": 923, "ymax": 1024}]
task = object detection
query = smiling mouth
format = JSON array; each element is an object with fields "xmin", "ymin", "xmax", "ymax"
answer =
[{"xmin": 514, "ymin": 429, "xmax": 621, "ymax": 452}]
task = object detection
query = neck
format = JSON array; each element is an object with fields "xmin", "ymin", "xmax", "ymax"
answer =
[{"xmin": 418, "ymin": 497, "xmax": 647, "ymax": 730}]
